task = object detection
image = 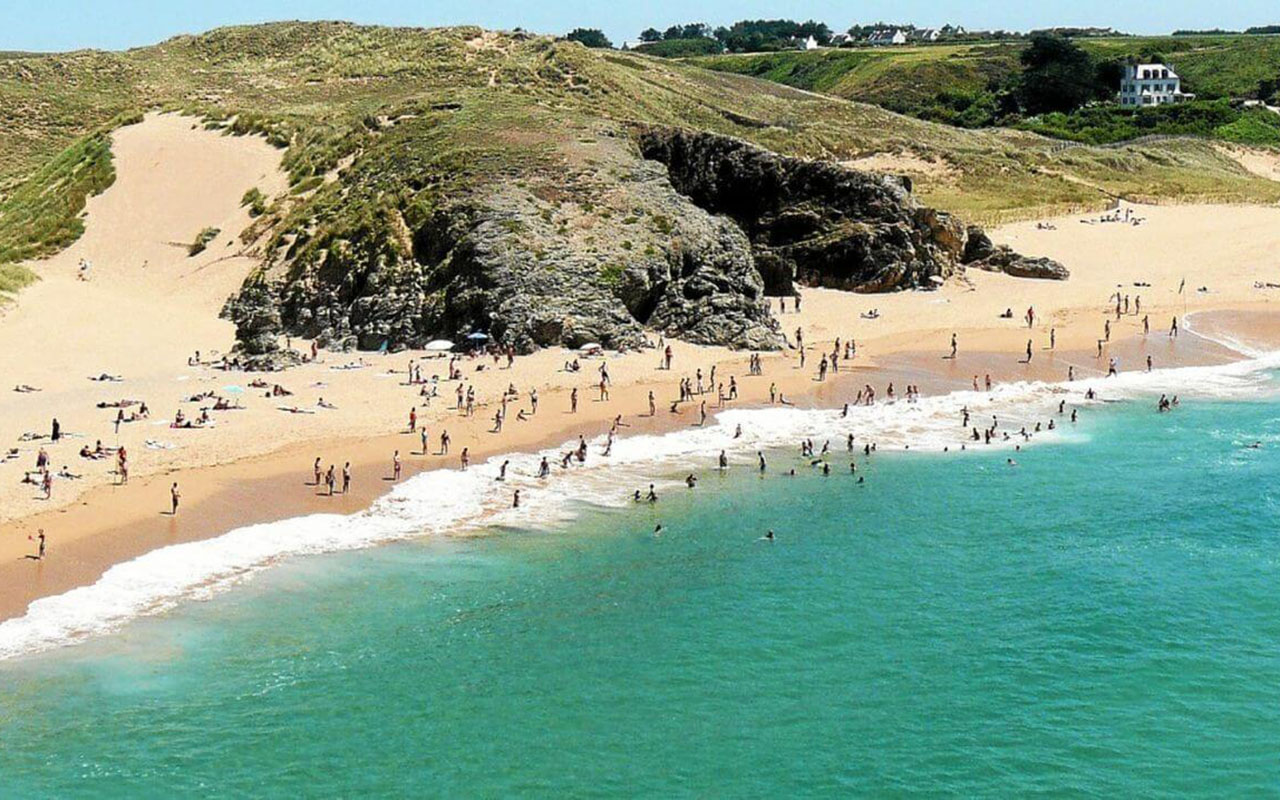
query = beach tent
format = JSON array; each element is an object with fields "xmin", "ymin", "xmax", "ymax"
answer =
[{"xmin": 424, "ymin": 340, "xmax": 454, "ymax": 352}]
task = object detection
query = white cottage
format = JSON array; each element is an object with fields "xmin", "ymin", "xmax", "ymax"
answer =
[
  {"xmin": 867, "ymin": 29, "xmax": 908, "ymax": 46},
  {"xmin": 1119, "ymin": 63, "xmax": 1194, "ymax": 107}
]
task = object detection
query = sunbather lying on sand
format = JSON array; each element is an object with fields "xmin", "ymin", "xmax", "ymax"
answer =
[{"xmin": 13, "ymin": 385, "xmax": 41, "ymax": 393}]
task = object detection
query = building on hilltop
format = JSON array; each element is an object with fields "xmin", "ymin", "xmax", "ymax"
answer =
[
  {"xmin": 1119, "ymin": 63, "xmax": 1195, "ymax": 107},
  {"xmin": 802, "ymin": 35, "xmax": 821, "ymax": 50},
  {"xmin": 867, "ymin": 29, "xmax": 907, "ymax": 46}
]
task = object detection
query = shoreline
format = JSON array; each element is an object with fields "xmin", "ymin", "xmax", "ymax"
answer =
[{"xmin": 2, "ymin": 307, "xmax": 1273, "ymax": 636}]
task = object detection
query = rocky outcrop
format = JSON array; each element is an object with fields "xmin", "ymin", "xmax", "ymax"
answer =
[
  {"xmin": 225, "ymin": 135, "xmax": 784, "ymax": 355},
  {"xmin": 968, "ymin": 246, "xmax": 1070, "ymax": 280},
  {"xmin": 635, "ymin": 127, "xmax": 969, "ymax": 294},
  {"xmin": 960, "ymin": 225, "xmax": 1068, "ymax": 280},
  {"xmin": 224, "ymin": 123, "xmax": 1061, "ymax": 361}
]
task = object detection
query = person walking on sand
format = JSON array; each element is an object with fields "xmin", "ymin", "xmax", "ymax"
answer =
[
  {"xmin": 1050, "ymin": 328, "xmax": 1056, "ymax": 350},
  {"xmin": 950, "ymin": 333, "xmax": 957, "ymax": 359},
  {"xmin": 326, "ymin": 464, "xmax": 336, "ymax": 496},
  {"xmin": 33, "ymin": 529, "xmax": 46, "ymax": 560},
  {"xmin": 699, "ymin": 401, "xmax": 707, "ymax": 426},
  {"xmin": 408, "ymin": 407, "xmax": 417, "ymax": 432},
  {"xmin": 1143, "ymin": 315, "xmax": 1149, "ymax": 335},
  {"xmin": 570, "ymin": 387, "xmax": 578, "ymax": 413},
  {"xmin": 648, "ymin": 390, "xmax": 656, "ymax": 417},
  {"xmin": 314, "ymin": 457, "xmax": 322, "ymax": 486},
  {"xmin": 342, "ymin": 462, "xmax": 351, "ymax": 494},
  {"xmin": 393, "ymin": 450, "xmax": 402, "ymax": 481},
  {"xmin": 599, "ymin": 377, "xmax": 609, "ymax": 402},
  {"xmin": 1170, "ymin": 316, "xmax": 1179, "ymax": 337},
  {"xmin": 41, "ymin": 470, "xmax": 53, "ymax": 500},
  {"xmin": 1104, "ymin": 319, "xmax": 1111, "ymax": 342},
  {"xmin": 461, "ymin": 448, "xmax": 470, "ymax": 470},
  {"xmin": 1025, "ymin": 340, "xmax": 1033, "ymax": 363},
  {"xmin": 170, "ymin": 482, "xmax": 181, "ymax": 515},
  {"xmin": 664, "ymin": 345, "xmax": 673, "ymax": 371},
  {"xmin": 440, "ymin": 430, "xmax": 450, "ymax": 455},
  {"xmin": 512, "ymin": 489, "xmax": 520, "ymax": 508}
]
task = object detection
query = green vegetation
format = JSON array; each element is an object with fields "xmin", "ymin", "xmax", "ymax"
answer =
[
  {"xmin": 564, "ymin": 28, "xmax": 611, "ymax": 49},
  {"xmin": 188, "ymin": 227, "xmax": 221, "ymax": 256},
  {"xmin": 695, "ymin": 33, "xmax": 1280, "ymax": 139},
  {"xmin": 241, "ymin": 187, "xmax": 268, "ymax": 216},
  {"xmin": 633, "ymin": 38, "xmax": 723, "ymax": 58},
  {"xmin": 1020, "ymin": 100, "xmax": 1280, "ymax": 145}
]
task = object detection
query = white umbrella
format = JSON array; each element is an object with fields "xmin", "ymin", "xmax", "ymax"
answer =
[
  {"xmin": 424, "ymin": 340, "xmax": 454, "ymax": 352},
  {"xmin": 578, "ymin": 342, "xmax": 603, "ymax": 351}
]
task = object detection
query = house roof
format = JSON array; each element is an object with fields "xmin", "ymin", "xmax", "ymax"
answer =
[{"xmin": 1130, "ymin": 63, "xmax": 1179, "ymax": 79}]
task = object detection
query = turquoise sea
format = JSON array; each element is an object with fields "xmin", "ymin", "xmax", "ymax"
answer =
[{"xmin": 2, "ymin": 373, "xmax": 1279, "ymax": 796}]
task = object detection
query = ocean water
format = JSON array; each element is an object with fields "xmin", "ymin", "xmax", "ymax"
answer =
[{"xmin": 1, "ymin": 366, "xmax": 1279, "ymax": 796}]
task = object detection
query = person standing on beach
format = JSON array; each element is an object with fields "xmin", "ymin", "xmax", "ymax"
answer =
[
  {"xmin": 342, "ymin": 462, "xmax": 351, "ymax": 494},
  {"xmin": 1104, "ymin": 319, "xmax": 1111, "ymax": 341},
  {"xmin": 170, "ymin": 483, "xmax": 180, "ymax": 515},
  {"xmin": 513, "ymin": 489, "xmax": 520, "ymax": 508},
  {"xmin": 440, "ymin": 430, "xmax": 450, "ymax": 455},
  {"xmin": 393, "ymin": 450, "xmax": 402, "ymax": 481},
  {"xmin": 1170, "ymin": 317, "xmax": 1179, "ymax": 337},
  {"xmin": 1146, "ymin": 355, "xmax": 1153, "ymax": 372},
  {"xmin": 530, "ymin": 388, "xmax": 539, "ymax": 415},
  {"xmin": 35, "ymin": 529, "xmax": 46, "ymax": 560},
  {"xmin": 648, "ymin": 390, "xmax": 656, "ymax": 417},
  {"xmin": 1050, "ymin": 328, "xmax": 1056, "ymax": 350},
  {"xmin": 326, "ymin": 465, "xmax": 336, "ymax": 496},
  {"xmin": 1143, "ymin": 315, "xmax": 1149, "ymax": 335},
  {"xmin": 758, "ymin": 452, "xmax": 767, "ymax": 473},
  {"xmin": 314, "ymin": 457, "xmax": 322, "ymax": 486},
  {"xmin": 950, "ymin": 333, "xmax": 957, "ymax": 359},
  {"xmin": 1025, "ymin": 340, "xmax": 1033, "ymax": 363},
  {"xmin": 570, "ymin": 388, "xmax": 578, "ymax": 413},
  {"xmin": 51, "ymin": 418, "xmax": 61, "ymax": 442},
  {"xmin": 420, "ymin": 426, "xmax": 428, "ymax": 455}
]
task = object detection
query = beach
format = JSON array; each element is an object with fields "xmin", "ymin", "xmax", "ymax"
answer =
[{"xmin": 2, "ymin": 113, "xmax": 1279, "ymax": 634}]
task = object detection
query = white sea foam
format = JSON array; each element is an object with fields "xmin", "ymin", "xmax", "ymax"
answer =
[{"xmin": 2, "ymin": 350, "xmax": 1277, "ymax": 661}]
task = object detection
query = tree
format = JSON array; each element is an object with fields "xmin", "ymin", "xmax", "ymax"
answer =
[
  {"xmin": 639, "ymin": 28, "xmax": 662, "ymax": 43},
  {"xmin": 1094, "ymin": 59, "xmax": 1126, "ymax": 101},
  {"xmin": 565, "ymin": 28, "xmax": 612, "ymax": 49},
  {"xmin": 1017, "ymin": 34, "xmax": 1099, "ymax": 115}
]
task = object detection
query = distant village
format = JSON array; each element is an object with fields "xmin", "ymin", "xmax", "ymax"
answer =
[{"xmin": 612, "ymin": 22, "xmax": 1128, "ymax": 55}]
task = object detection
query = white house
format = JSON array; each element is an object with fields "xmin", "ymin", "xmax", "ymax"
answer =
[
  {"xmin": 868, "ymin": 29, "xmax": 907, "ymax": 46},
  {"xmin": 802, "ymin": 35, "xmax": 821, "ymax": 51},
  {"xmin": 1119, "ymin": 63, "xmax": 1195, "ymax": 107}
]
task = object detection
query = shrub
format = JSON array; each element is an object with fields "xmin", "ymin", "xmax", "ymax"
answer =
[{"xmin": 189, "ymin": 227, "xmax": 221, "ymax": 256}]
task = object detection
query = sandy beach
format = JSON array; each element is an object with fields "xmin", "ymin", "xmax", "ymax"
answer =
[{"xmin": 2, "ymin": 112, "xmax": 1279, "ymax": 623}]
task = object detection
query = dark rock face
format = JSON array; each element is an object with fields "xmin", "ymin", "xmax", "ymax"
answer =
[
  {"xmin": 968, "ymin": 246, "xmax": 1070, "ymax": 280},
  {"xmin": 635, "ymin": 127, "xmax": 968, "ymax": 294}
]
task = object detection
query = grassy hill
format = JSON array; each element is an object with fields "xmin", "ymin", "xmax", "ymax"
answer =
[
  {"xmin": 2, "ymin": 23, "xmax": 1280, "ymax": 303},
  {"xmin": 692, "ymin": 35, "xmax": 1280, "ymax": 125}
]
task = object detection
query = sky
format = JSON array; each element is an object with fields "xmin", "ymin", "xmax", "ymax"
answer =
[{"xmin": 1, "ymin": 0, "xmax": 1277, "ymax": 52}]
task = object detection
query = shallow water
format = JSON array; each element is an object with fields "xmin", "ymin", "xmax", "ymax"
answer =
[{"xmin": 2, "ymin": 382, "xmax": 1279, "ymax": 795}]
